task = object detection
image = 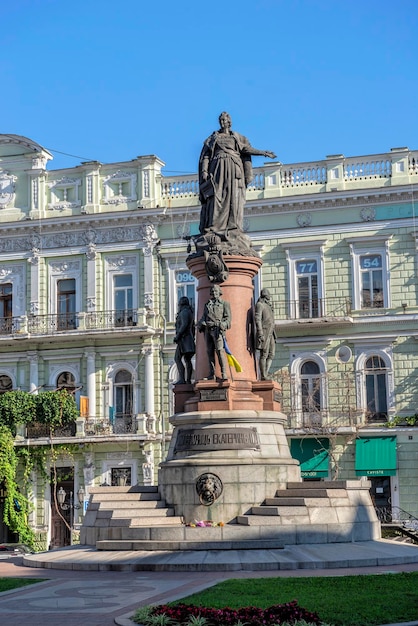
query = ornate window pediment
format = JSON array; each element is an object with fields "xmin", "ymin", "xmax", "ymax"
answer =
[
  {"xmin": 48, "ymin": 176, "xmax": 81, "ymax": 210},
  {"xmin": 102, "ymin": 170, "xmax": 137, "ymax": 205}
]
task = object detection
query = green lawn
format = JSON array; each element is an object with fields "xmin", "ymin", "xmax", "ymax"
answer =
[
  {"xmin": 0, "ymin": 577, "xmax": 46, "ymax": 593},
  {"xmin": 172, "ymin": 572, "xmax": 418, "ymax": 626}
]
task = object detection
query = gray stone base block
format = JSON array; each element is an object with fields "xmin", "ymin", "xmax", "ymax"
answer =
[{"xmin": 159, "ymin": 409, "xmax": 301, "ymax": 523}]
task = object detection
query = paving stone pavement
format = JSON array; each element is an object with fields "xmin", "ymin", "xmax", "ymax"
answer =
[{"xmin": 1, "ymin": 548, "xmax": 418, "ymax": 626}]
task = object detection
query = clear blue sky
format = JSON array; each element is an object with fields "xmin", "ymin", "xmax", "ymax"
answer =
[{"xmin": 2, "ymin": 0, "xmax": 417, "ymax": 174}]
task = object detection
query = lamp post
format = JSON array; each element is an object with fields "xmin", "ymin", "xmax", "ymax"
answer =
[{"xmin": 57, "ymin": 486, "xmax": 85, "ymax": 546}]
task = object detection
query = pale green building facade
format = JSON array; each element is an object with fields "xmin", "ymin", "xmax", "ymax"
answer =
[{"xmin": 0, "ymin": 134, "xmax": 417, "ymax": 547}]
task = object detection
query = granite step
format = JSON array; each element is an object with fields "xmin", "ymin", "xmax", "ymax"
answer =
[
  {"xmin": 108, "ymin": 516, "xmax": 184, "ymax": 527},
  {"xmin": 236, "ymin": 515, "xmax": 284, "ymax": 526},
  {"xmin": 96, "ymin": 538, "xmax": 284, "ymax": 551},
  {"xmin": 287, "ymin": 481, "xmax": 348, "ymax": 489},
  {"xmin": 90, "ymin": 492, "xmax": 162, "ymax": 502},
  {"xmin": 97, "ymin": 509, "xmax": 176, "ymax": 519},
  {"xmin": 275, "ymin": 488, "xmax": 337, "ymax": 498},
  {"xmin": 89, "ymin": 486, "xmax": 159, "ymax": 493},
  {"xmin": 96, "ymin": 500, "xmax": 168, "ymax": 510},
  {"xmin": 251, "ymin": 505, "xmax": 308, "ymax": 516},
  {"xmin": 264, "ymin": 497, "xmax": 306, "ymax": 506}
]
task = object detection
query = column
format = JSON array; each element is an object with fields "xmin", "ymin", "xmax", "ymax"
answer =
[
  {"xmin": 140, "ymin": 223, "xmax": 159, "ymax": 310},
  {"xmin": 85, "ymin": 231, "xmax": 97, "ymax": 312},
  {"xmin": 85, "ymin": 350, "xmax": 96, "ymax": 417},
  {"xmin": 142, "ymin": 345, "xmax": 155, "ymax": 431},
  {"xmin": 28, "ymin": 352, "xmax": 39, "ymax": 393}
]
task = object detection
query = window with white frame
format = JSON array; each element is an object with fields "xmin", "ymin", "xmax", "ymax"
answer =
[
  {"xmin": 104, "ymin": 255, "xmax": 138, "ymax": 326},
  {"xmin": 355, "ymin": 348, "xmax": 394, "ymax": 424},
  {"xmin": 113, "ymin": 274, "xmax": 135, "ymax": 326},
  {"xmin": 165, "ymin": 260, "xmax": 197, "ymax": 321},
  {"xmin": 296, "ymin": 260, "xmax": 319, "ymax": 318},
  {"xmin": 359, "ymin": 255, "xmax": 384, "ymax": 308},
  {"xmin": 175, "ymin": 269, "xmax": 195, "ymax": 312},
  {"xmin": 57, "ymin": 279, "xmax": 76, "ymax": 330},
  {"xmin": 49, "ymin": 259, "xmax": 82, "ymax": 322},
  {"xmin": 284, "ymin": 242, "xmax": 326, "ymax": 319},
  {"xmin": 112, "ymin": 369, "xmax": 134, "ymax": 433},
  {"xmin": 290, "ymin": 352, "xmax": 327, "ymax": 427},
  {"xmin": 365, "ymin": 356, "xmax": 388, "ymax": 421},
  {"xmin": 349, "ymin": 237, "xmax": 391, "ymax": 310},
  {"xmin": 0, "ymin": 283, "xmax": 12, "ymax": 333},
  {"xmin": 301, "ymin": 361, "xmax": 321, "ymax": 415}
]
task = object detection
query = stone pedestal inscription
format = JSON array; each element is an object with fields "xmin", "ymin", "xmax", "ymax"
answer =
[
  {"xmin": 199, "ymin": 388, "xmax": 228, "ymax": 402},
  {"xmin": 175, "ymin": 427, "xmax": 260, "ymax": 452}
]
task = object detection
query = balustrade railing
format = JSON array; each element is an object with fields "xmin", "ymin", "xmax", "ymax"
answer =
[
  {"xmin": 84, "ymin": 414, "xmax": 134, "ymax": 435},
  {"xmin": 161, "ymin": 150, "xmax": 418, "ymax": 204},
  {"xmin": 275, "ymin": 297, "xmax": 352, "ymax": 320},
  {"xmin": 280, "ymin": 164, "xmax": 327, "ymax": 187},
  {"xmin": 0, "ymin": 317, "xmax": 16, "ymax": 335},
  {"xmin": 344, "ymin": 158, "xmax": 391, "ymax": 180},
  {"xmin": 409, "ymin": 156, "xmax": 418, "ymax": 174},
  {"xmin": 24, "ymin": 310, "xmax": 139, "ymax": 335},
  {"xmin": 28, "ymin": 314, "xmax": 77, "ymax": 334},
  {"xmin": 161, "ymin": 176, "xmax": 199, "ymax": 198},
  {"xmin": 26, "ymin": 422, "xmax": 77, "ymax": 438},
  {"xmin": 85, "ymin": 309, "xmax": 138, "ymax": 330}
]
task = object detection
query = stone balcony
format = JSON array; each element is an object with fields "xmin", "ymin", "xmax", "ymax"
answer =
[
  {"xmin": 14, "ymin": 412, "xmax": 158, "ymax": 443},
  {"xmin": 0, "ymin": 309, "xmax": 156, "ymax": 341},
  {"xmin": 275, "ymin": 296, "xmax": 353, "ymax": 329}
]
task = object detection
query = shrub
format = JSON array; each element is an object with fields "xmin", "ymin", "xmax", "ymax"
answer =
[{"xmin": 133, "ymin": 601, "xmax": 322, "ymax": 626}]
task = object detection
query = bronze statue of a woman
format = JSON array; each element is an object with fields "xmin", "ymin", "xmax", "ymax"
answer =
[{"xmin": 199, "ymin": 112, "xmax": 276, "ymax": 240}]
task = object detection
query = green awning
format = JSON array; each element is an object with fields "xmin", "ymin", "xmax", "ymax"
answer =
[
  {"xmin": 355, "ymin": 436, "xmax": 397, "ymax": 477},
  {"xmin": 290, "ymin": 438, "xmax": 329, "ymax": 478}
]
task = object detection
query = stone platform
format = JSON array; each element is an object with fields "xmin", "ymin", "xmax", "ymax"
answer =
[{"xmin": 22, "ymin": 540, "xmax": 418, "ymax": 572}]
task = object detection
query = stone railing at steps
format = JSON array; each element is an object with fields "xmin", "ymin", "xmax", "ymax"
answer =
[{"xmin": 161, "ymin": 148, "xmax": 418, "ymax": 205}]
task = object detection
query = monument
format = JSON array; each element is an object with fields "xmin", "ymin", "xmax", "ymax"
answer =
[
  {"xmin": 159, "ymin": 114, "xmax": 308, "ymax": 521},
  {"xmin": 81, "ymin": 113, "xmax": 380, "ymax": 553}
]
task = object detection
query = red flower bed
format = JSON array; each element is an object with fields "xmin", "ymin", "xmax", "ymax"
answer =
[{"xmin": 152, "ymin": 600, "xmax": 321, "ymax": 625}]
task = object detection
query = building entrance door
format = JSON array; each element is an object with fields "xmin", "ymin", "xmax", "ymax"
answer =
[
  {"xmin": 370, "ymin": 476, "xmax": 391, "ymax": 512},
  {"xmin": 50, "ymin": 467, "xmax": 73, "ymax": 548}
]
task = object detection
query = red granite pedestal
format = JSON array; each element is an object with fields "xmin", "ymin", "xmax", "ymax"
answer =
[
  {"xmin": 174, "ymin": 254, "xmax": 282, "ymax": 414},
  {"xmin": 158, "ymin": 253, "xmax": 303, "ymax": 522}
]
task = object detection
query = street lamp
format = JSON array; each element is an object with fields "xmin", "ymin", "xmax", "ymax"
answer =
[{"xmin": 57, "ymin": 486, "xmax": 85, "ymax": 545}]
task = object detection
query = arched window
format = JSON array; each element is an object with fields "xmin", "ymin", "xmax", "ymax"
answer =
[
  {"xmin": 56, "ymin": 371, "xmax": 76, "ymax": 393},
  {"xmin": 113, "ymin": 369, "xmax": 133, "ymax": 433},
  {"xmin": 0, "ymin": 374, "xmax": 12, "ymax": 393},
  {"xmin": 365, "ymin": 356, "xmax": 388, "ymax": 421},
  {"xmin": 301, "ymin": 361, "xmax": 321, "ymax": 415}
]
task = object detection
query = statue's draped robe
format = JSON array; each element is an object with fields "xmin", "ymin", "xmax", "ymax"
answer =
[{"xmin": 199, "ymin": 131, "xmax": 253, "ymax": 235}]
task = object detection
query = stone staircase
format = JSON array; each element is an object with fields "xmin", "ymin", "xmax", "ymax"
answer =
[
  {"xmin": 80, "ymin": 480, "xmax": 380, "ymax": 550},
  {"xmin": 80, "ymin": 486, "xmax": 184, "ymax": 546}
]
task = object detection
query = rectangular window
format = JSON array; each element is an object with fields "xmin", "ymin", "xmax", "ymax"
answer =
[
  {"xmin": 114, "ymin": 275, "xmax": 134, "ymax": 326},
  {"xmin": 360, "ymin": 255, "xmax": 383, "ymax": 308},
  {"xmin": 0, "ymin": 284, "xmax": 12, "ymax": 334},
  {"xmin": 175, "ymin": 270, "xmax": 195, "ymax": 312},
  {"xmin": 57, "ymin": 279, "xmax": 76, "ymax": 330},
  {"xmin": 349, "ymin": 237, "xmax": 390, "ymax": 310},
  {"xmin": 111, "ymin": 467, "xmax": 132, "ymax": 486},
  {"xmin": 296, "ymin": 260, "xmax": 319, "ymax": 318}
]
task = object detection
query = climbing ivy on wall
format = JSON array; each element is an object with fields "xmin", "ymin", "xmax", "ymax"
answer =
[
  {"xmin": 0, "ymin": 425, "xmax": 36, "ymax": 548},
  {"xmin": 0, "ymin": 390, "xmax": 79, "ymax": 547}
]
